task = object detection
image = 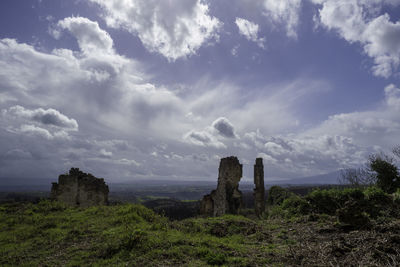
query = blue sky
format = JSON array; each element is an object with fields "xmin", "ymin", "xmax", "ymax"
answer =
[{"xmin": 0, "ymin": 0, "xmax": 400, "ymax": 183}]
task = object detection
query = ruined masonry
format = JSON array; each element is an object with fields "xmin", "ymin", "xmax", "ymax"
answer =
[
  {"xmin": 254, "ymin": 158, "xmax": 265, "ymax": 217},
  {"xmin": 50, "ymin": 168, "xmax": 109, "ymax": 207},
  {"xmin": 200, "ymin": 156, "xmax": 243, "ymax": 216}
]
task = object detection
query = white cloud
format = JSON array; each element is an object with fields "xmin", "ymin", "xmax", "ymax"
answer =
[
  {"xmin": 385, "ymin": 83, "xmax": 400, "ymax": 110},
  {"xmin": 116, "ymin": 158, "xmax": 141, "ymax": 166},
  {"xmin": 99, "ymin": 148, "xmax": 113, "ymax": 158},
  {"xmin": 2, "ymin": 12, "xmax": 400, "ymax": 182},
  {"xmin": 5, "ymin": 105, "xmax": 78, "ymax": 130},
  {"xmin": 306, "ymin": 83, "xmax": 400, "ymax": 148},
  {"xmin": 56, "ymin": 16, "xmax": 114, "ymax": 55},
  {"xmin": 312, "ymin": 0, "xmax": 400, "ymax": 77},
  {"xmin": 88, "ymin": 0, "xmax": 222, "ymax": 61},
  {"xmin": 246, "ymin": 132, "xmax": 368, "ymax": 177},
  {"xmin": 262, "ymin": 0, "xmax": 302, "ymax": 38},
  {"xmin": 184, "ymin": 116, "xmax": 238, "ymax": 148},
  {"xmin": 235, "ymin": 18, "xmax": 265, "ymax": 48},
  {"xmin": 18, "ymin": 124, "xmax": 54, "ymax": 140},
  {"xmin": 184, "ymin": 130, "xmax": 226, "ymax": 149}
]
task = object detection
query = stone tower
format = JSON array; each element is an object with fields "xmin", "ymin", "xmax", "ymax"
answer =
[
  {"xmin": 200, "ymin": 156, "xmax": 243, "ymax": 216},
  {"xmin": 254, "ymin": 158, "xmax": 265, "ymax": 217}
]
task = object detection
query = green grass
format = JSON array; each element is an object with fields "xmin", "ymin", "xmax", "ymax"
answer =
[
  {"xmin": 2, "ymin": 198, "xmax": 400, "ymax": 266},
  {"xmin": 0, "ymin": 200, "xmax": 291, "ymax": 266}
]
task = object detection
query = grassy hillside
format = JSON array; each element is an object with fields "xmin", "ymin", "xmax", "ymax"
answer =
[{"xmin": 1, "ymin": 199, "xmax": 400, "ymax": 266}]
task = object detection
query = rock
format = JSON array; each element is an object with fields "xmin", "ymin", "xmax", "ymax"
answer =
[
  {"xmin": 254, "ymin": 158, "xmax": 265, "ymax": 217},
  {"xmin": 50, "ymin": 168, "xmax": 109, "ymax": 207},
  {"xmin": 200, "ymin": 156, "xmax": 243, "ymax": 216}
]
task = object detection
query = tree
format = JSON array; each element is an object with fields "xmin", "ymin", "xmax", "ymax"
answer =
[
  {"xmin": 368, "ymin": 154, "xmax": 400, "ymax": 193},
  {"xmin": 340, "ymin": 148, "xmax": 400, "ymax": 193},
  {"xmin": 393, "ymin": 145, "xmax": 400, "ymax": 159},
  {"xmin": 339, "ymin": 167, "xmax": 376, "ymax": 187}
]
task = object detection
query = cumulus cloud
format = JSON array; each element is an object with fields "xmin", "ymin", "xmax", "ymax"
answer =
[
  {"xmin": 99, "ymin": 148, "xmax": 113, "ymax": 158},
  {"xmin": 235, "ymin": 18, "xmax": 265, "ymax": 48},
  {"xmin": 17, "ymin": 124, "xmax": 54, "ymax": 140},
  {"xmin": 262, "ymin": 0, "xmax": 302, "ymax": 38},
  {"xmin": 184, "ymin": 116, "xmax": 238, "ymax": 148},
  {"xmin": 212, "ymin": 117, "xmax": 237, "ymax": 138},
  {"xmin": 312, "ymin": 0, "xmax": 400, "ymax": 77},
  {"xmin": 0, "ymin": 18, "xmax": 191, "ymax": 179},
  {"xmin": 5, "ymin": 105, "xmax": 78, "ymax": 130},
  {"xmin": 244, "ymin": 132, "xmax": 368, "ymax": 177},
  {"xmin": 88, "ymin": 0, "xmax": 222, "ymax": 61},
  {"xmin": 306, "ymin": 83, "xmax": 400, "ymax": 149},
  {"xmin": 2, "ymin": 11, "xmax": 400, "ymax": 182},
  {"xmin": 56, "ymin": 16, "xmax": 114, "ymax": 55},
  {"xmin": 184, "ymin": 130, "xmax": 226, "ymax": 149}
]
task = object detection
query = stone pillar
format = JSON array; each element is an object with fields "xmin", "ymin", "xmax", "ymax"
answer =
[
  {"xmin": 200, "ymin": 156, "xmax": 243, "ymax": 216},
  {"xmin": 254, "ymin": 158, "xmax": 265, "ymax": 217}
]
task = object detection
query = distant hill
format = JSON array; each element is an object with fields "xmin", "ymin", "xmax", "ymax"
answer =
[
  {"xmin": 0, "ymin": 171, "xmax": 342, "ymax": 192},
  {"xmin": 264, "ymin": 171, "xmax": 341, "ymax": 186}
]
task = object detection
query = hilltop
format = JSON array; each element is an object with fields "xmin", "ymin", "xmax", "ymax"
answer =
[{"xmin": 1, "ymin": 196, "xmax": 400, "ymax": 266}]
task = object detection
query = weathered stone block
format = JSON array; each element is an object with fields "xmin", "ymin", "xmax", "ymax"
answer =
[
  {"xmin": 200, "ymin": 156, "xmax": 243, "ymax": 216},
  {"xmin": 254, "ymin": 158, "xmax": 265, "ymax": 217},
  {"xmin": 50, "ymin": 168, "xmax": 109, "ymax": 207}
]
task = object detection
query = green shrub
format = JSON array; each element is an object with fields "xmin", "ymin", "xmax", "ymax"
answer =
[
  {"xmin": 306, "ymin": 189, "xmax": 341, "ymax": 215},
  {"xmin": 306, "ymin": 188, "xmax": 364, "ymax": 215},
  {"xmin": 362, "ymin": 186, "xmax": 393, "ymax": 218},
  {"xmin": 266, "ymin": 186, "xmax": 293, "ymax": 206},
  {"xmin": 281, "ymin": 195, "xmax": 311, "ymax": 216},
  {"xmin": 205, "ymin": 251, "xmax": 226, "ymax": 265},
  {"xmin": 336, "ymin": 201, "xmax": 371, "ymax": 229},
  {"xmin": 393, "ymin": 188, "xmax": 400, "ymax": 203}
]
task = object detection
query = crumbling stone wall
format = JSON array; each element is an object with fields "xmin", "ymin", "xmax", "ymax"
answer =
[
  {"xmin": 50, "ymin": 168, "xmax": 109, "ymax": 207},
  {"xmin": 254, "ymin": 158, "xmax": 265, "ymax": 217},
  {"xmin": 200, "ymin": 156, "xmax": 243, "ymax": 216}
]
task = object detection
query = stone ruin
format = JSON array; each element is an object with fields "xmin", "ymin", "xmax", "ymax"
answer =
[
  {"xmin": 201, "ymin": 156, "xmax": 266, "ymax": 217},
  {"xmin": 50, "ymin": 168, "xmax": 109, "ymax": 207},
  {"xmin": 254, "ymin": 158, "xmax": 265, "ymax": 217},
  {"xmin": 200, "ymin": 156, "xmax": 243, "ymax": 216}
]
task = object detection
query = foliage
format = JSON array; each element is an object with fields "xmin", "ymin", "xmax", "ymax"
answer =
[
  {"xmin": 369, "ymin": 155, "xmax": 400, "ymax": 193},
  {"xmin": 340, "ymin": 150, "xmax": 400, "ymax": 194},
  {"xmin": 266, "ymin": 186, "xmax": 293, "ymax": 206},
  {"xmin": 393, "ymin": 188, "xmax": 400, "ymax": 204},
  {"xmin": 281, "ymin": 195, "xmax": 311, "ymax": 216},
  {"xmin": 306, "ymin": 188, "xmax": 364, "ymax": 215}
]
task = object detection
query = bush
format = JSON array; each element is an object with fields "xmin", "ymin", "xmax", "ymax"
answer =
[
  {"xmin": 336, "ymin": 200, "xmax": 371, "ymax": 229},
  {"xmin": 267, "ymin": 186, "xmax": 293, "ymax": 206},
  {"xmin": 281, "ymin": 195, "xmax": 311, "ymax": 216},
  {"xmin": 306, "ymin": 188, "xmax": 364, "ymax": 215},
  {"xmin": 205, "ymin": 252, "xmax": 226, "ymax": 265},
  {"xmin": 393, "ymin": 188, "xmax": 400, "ymax": 204}
]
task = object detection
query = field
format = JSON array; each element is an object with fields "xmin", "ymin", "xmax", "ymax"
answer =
[{"xmin": 1, "ymin": 196, "xmax": 400, "ymax": 266}]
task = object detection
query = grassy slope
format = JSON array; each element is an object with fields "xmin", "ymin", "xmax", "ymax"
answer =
[{"xmin": 1, "ymin": 201, "xmax": 400, "ymax": 266}]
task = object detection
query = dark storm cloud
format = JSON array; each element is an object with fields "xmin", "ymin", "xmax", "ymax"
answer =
[{"xmin": 212, "ymin": 117, "xmax": 236, "ymax": 138}]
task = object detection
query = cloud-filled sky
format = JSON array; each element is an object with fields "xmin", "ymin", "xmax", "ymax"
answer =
[{"xmin": 0, "ymin": 0, "xmax": 400, "ymax": 182}]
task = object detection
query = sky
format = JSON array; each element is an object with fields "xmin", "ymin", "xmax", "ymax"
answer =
[{"xmin": 1, "ymin": 0, "xmax": 400, "ymax": 183}]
